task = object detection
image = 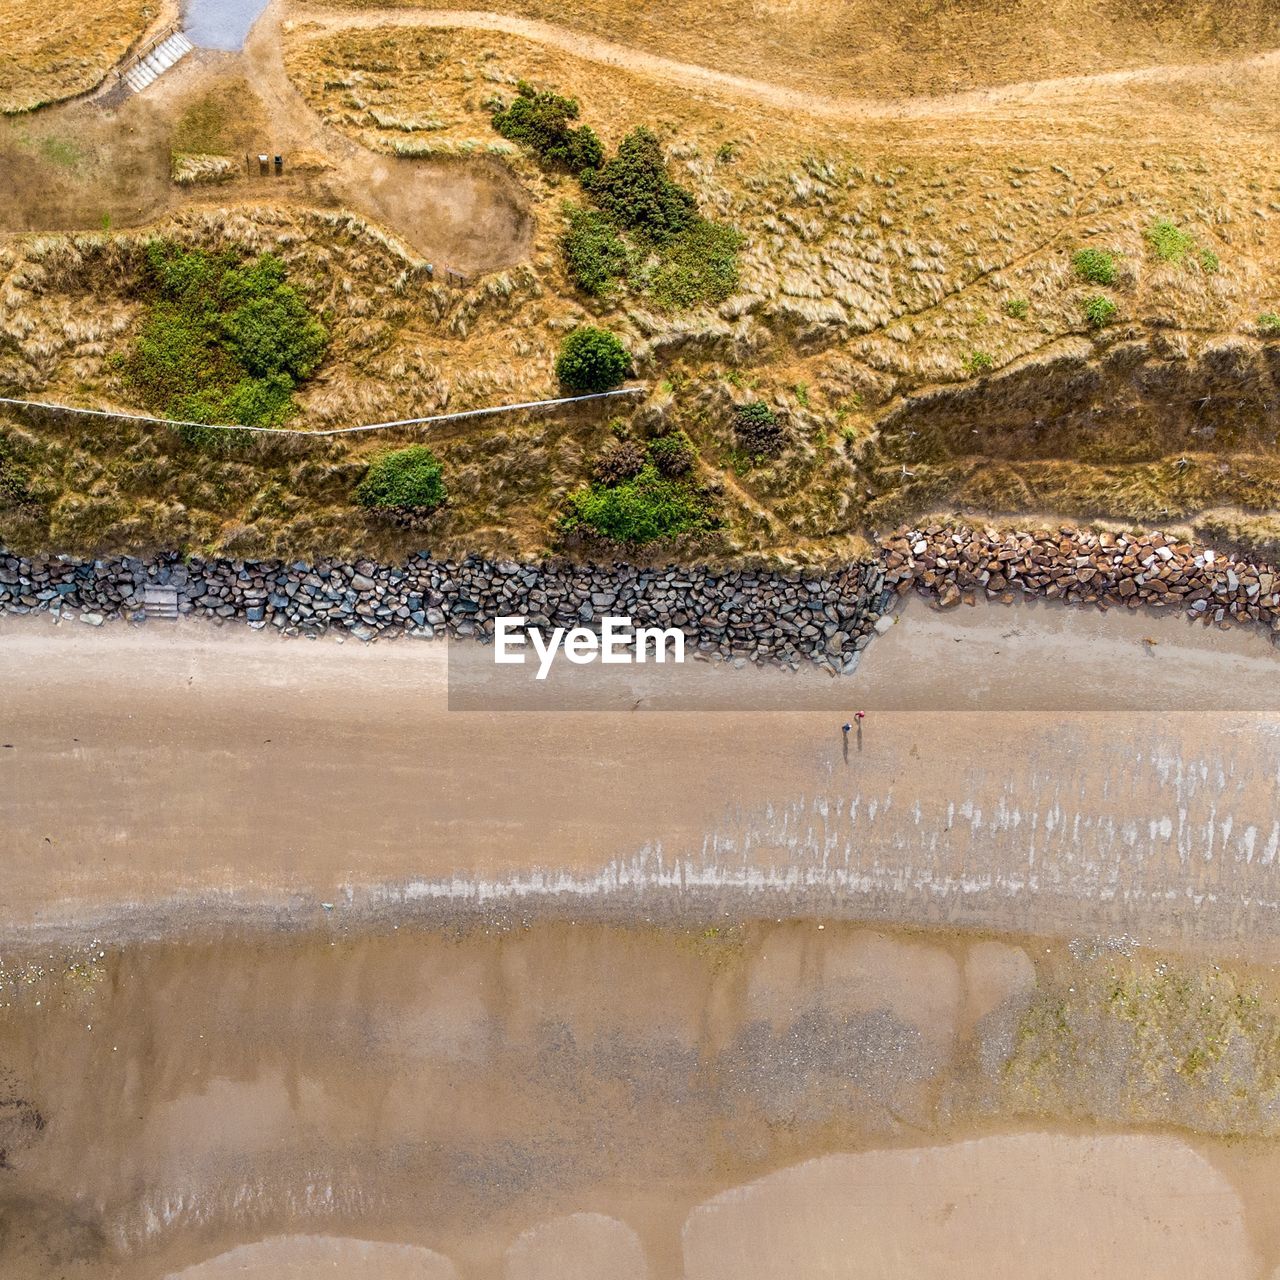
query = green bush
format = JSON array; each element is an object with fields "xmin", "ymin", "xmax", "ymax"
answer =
[
  {"xmin": 964, "ymin": 350, "xmax": 995, "ymax": 375},
  {"xmin": 561, "ymin": 205, "xmax": 630, "ymax": 296},
  {"xmin": 734, "ymin": 400, "xmax": 785, "ymax": 458},
  {"xmin": 124, "ymin": 241, "xmax": 328, "ymax": 432},
  {"xmin": 491, "ymin": 82, "xmax": 603, "ymax": 173},
  {"xmin": 1072, "ymin": 247, "xmax": 1118, "ymax": 286},
  {"xmin": 582, "ymin": 127, "xmax": 698, "ymax": 243},
  {"xmin": 591, "ymin": 438, "xmax": 646, "ymax": 484},
  {"xmin": 1145, "ymin": 219, "xmax": 1196, "ymax": 265},
  {"xmin": 1259, "ymin": 312, "xmax": 1280, "ymax": 336},
  {"xmin": 647, "ymin": 430, "xmax": 696, "ymax": 476},
  {"xmin": 648, "ymin": 219, "xmax": 744, "ymax": 308},
  {"xmin": 1083, "ymin": 294, "xmax": 1118, "ymax": 327},
  {"xmin": 1004, "ymin": 297, "xmax": 1029, "ymax": 319},
  {"xmin": 354, "ymin": 445, "xmax": 447, "ymax": 511},
  {"xmin": 564, "ymin": 463, "xmax": 713, "ymax": 543},
  {"xmin": 555, "ymin": 326, "xmax": 630, "ymax": 392},
  {"xmin": 1199, "ymin": 248, "xmax": 1220, "ymax": 274}
]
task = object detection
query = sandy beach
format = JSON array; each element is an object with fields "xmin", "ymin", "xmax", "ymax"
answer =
[
  {"xmin": 3, "ymin": 596, "xmax": 1280, "ymax": 952},
  {"xmin": 6, "ymin": 600, "xmax": 1280, "ymax": 1277}
]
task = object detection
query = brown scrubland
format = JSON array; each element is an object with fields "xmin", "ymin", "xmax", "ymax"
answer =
[{"xmin": 3, "ymin": 0, "xmax": 1280, "ymax": 564}]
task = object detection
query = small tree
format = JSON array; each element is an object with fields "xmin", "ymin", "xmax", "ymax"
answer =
[
  {"xmin": 354, "ymin": 446, "xmax": 447, "ymax": 511},
  {"xmin": 555, "ymin": 327, "xmax": 630, "ymax": 393},
  {"xmin": 581, "ymin": 127, "xmax": 698, "ymax": 243},
  {"xmin": 491, "ymin": 82, "xmax": 603, "ymax": 173}
]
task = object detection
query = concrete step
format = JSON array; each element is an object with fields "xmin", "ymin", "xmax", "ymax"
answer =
[
  {"xmin": 141, "ymin": 585, "xmax": 179, "ymax": 620},
  {"xmin": 121, "ymin": 29, "xmax": 193, "ymax": 94}
]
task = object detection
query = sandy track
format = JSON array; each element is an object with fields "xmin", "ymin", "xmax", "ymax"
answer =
[{"xmin": 287, "ymin": 4, "xmax": 1280, "ymax": 121}]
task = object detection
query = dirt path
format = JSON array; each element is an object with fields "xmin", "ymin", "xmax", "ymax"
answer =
[{"xmin": 287, "ymin": 4, "xmax": 1280, "ymax": 122}]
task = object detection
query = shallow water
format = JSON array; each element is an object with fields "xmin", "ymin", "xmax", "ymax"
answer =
[
  {"xmin": 3, "ymin": 920, "xmax": 1280, "ymax": 1278},
  {"xmin": 184, "ymin": 0, "xmax": 271, "ymax": 51}
]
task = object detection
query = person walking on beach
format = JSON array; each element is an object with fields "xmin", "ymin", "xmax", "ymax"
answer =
[{"xmin": 842, "ymin": 722, "xmax": 852, "ymax": 763}]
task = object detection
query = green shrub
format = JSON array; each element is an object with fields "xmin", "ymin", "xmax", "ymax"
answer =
[
  {"xmin": 1083, "ymin": 294, "xmax": 1118, "ymax": 327},
  {"xmin": 1004, "ymin": 297, "xmax": 1029, "ymax": 319},
  {"xmin": 582, "ymin": 127, "xmax": 698, "ymax": 243},
  {"xmin": 1145, "ymin": 219, "xmax": 1195, "ymax": 264},
  {"xmin": 561, "ymin": 205, "xmax": 630, "ymax": 296},
  {"xmin": 555, "ymin": 326, "xmax": 630, "ymax": 392},
  {"xmin": 964, "ymin": 351, "xmax": 995, "ymax": 375},
  {"xmin": 491, "ymin": 82, "xmax": 603, "ymax": 173},
  {"xmin": 564, "ymin": 463, "xmax": 713, "ymax": 543},
  {"xmin": 1072, "ymin": 247, "xmax": 1118, "ymax": 286},
  {"xmin": 124, "ymin": 242, "xmax": 328, "ymax": 432},
  {"xmin": 591, "ymin": 438, "xmax": 646, "ymax": 484},
  {"xmin": 354, "ymin": 445, "xmax": 447, "ymax": 511},
  {"xmin": 1259, "ymin": 312, "xmax": 1280, "ymax": 336},
  {"xmin": 1199, "ymin": 248, "xmax": 1220, "ymax": 274},
  {"xmin": 647, "ymin": 430, "xmax": 696, "ymax": 476},
  {"xmin": 648, "ymin": 218, "xmax": 743, "ymax": 308},
  {"xmin": 734, "ymin": 401, "xmax": 785, "ymax": 458}
]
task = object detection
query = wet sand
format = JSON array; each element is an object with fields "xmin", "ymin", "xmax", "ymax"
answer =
[
  {"xmin": 6, "ymin": 602, "xmax": 1280, "ymax": 1276},
  {"xmin": 4, "ymin": 920, "xmax": 1280, "ymax": 1279},
  {"xmin": 3, "ymin": 597, "xmax": 1280, "ymax": 953}
]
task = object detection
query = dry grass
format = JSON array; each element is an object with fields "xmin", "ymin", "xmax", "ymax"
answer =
[
  {"xmin": 0, "ymin": 0, "xmax": 154, "ymax": 114},
  {"xmin": 7, "ymin": 7, "xmax": 1280, "ymax": 562},
  {"xmin": 269, "ymin": 21, "xmax": 1280, "ymax": 558},
  {"xmin": 291, "ymin": 0, "xmax": 1280, "ymax": 99}
]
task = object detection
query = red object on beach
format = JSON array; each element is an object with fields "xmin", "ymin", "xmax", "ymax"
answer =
[{"xmin": 855, "ymin": 711, "xmax": 866, "ymax": 722}]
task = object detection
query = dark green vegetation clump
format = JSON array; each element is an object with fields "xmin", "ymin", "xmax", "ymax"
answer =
[
  {"xmin": 492, "ymin": 86, "xmax": 741, "ymax": 309},
  {"xmin": 560, "ymin": 206, "xmax": 631, "ymax": 297},
  {"xmin": 647, "ymin": 429, "xmax": 696, "ymax": 476},
  {"xmin": 490, "ymin": 81, "xmax": 603, "ymax": 173},
  {"xmin": 577, "ymin": 126, "xmax": 742, "ymax": 306},
  {"xmin": 565, "ymin": 433, "xmax": 713, "ymax": 544},
  {"xmin": 581, "ymin": 127, "xmax": 698, "ymax": 242},
  {"xmin": 1260, "ymin": 312, "xmax": 1280, "ymax": 336},
  {"xmin": 733, "ymin": 401, "xmax": 786, "ymax": 459},
  {"xmin": 123, "ymin": 242, "xmax": 328, "ymax": 433},
  {"xmin": 555, "ymin": 326, "xmax": 630, "ymax": 393},
  {"xmin": 354, "ymin": 445, "xmax": 447, "ymax": 511},
  {"xmin": 591, "ymin": 438, "xmax": 646, "ymax": 484},
  {"xmin": 0, "ymin": 433, "xmax": 35, "ymax": 507},
  {"xmin": 1072, "ymin": 247, "xmax": 1118, "ymax": 286}
]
